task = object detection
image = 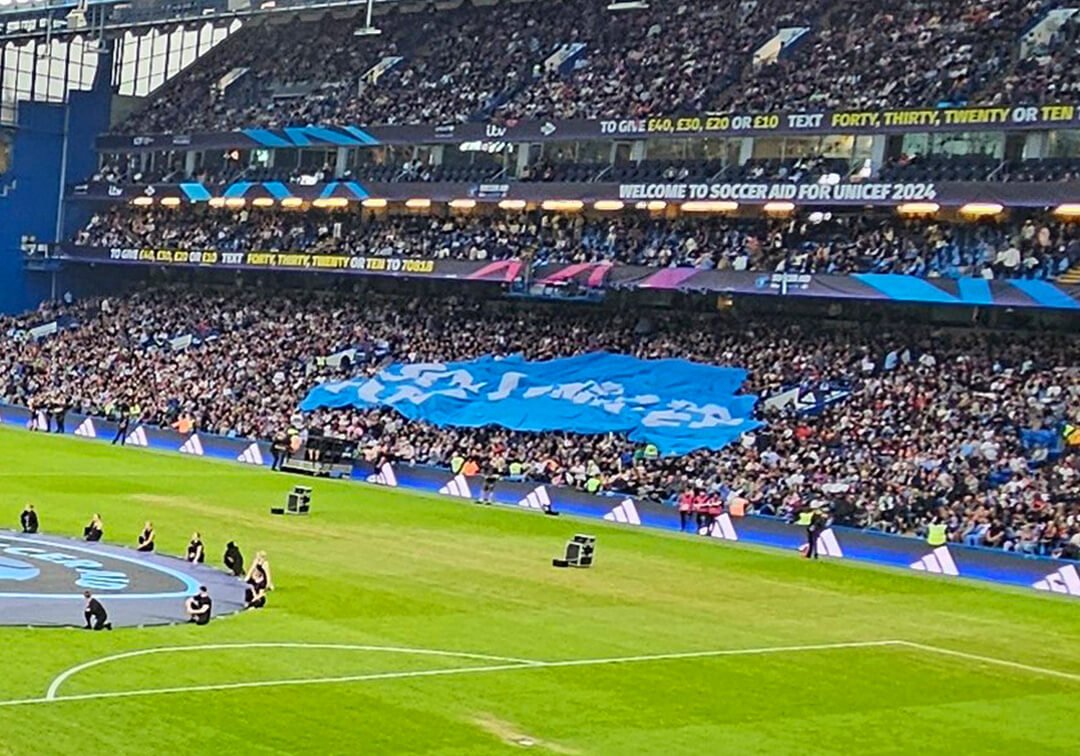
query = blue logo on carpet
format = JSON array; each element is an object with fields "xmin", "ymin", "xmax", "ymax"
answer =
[{"xmin": 0, "ymin": 555, "xmax": 40, "ymax": 582}]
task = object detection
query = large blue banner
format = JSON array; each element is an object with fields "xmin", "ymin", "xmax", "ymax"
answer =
[{"xmin": 300, "ymin": 352, "xmax": 760, "ymax": 454}]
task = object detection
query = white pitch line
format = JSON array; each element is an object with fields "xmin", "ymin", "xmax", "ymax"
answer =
[
  {"xmin": 7, "ymin": 639, "xmax": 899, "ymax": 709},
  {"xmin": 46, "ymin": 642, "xmax": 543, "ymax": 700},
  {"xmin": 894, "ymin": 641, "xmax": 1080, "ymax": 684},
  {"xmin": 0, "ymin": 639, "xmax": 1073, "ymax": 710}
]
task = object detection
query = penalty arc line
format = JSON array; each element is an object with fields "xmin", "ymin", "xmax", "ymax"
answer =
[
  {"xmin": 0, "ymin": 639, "xmax": 1074, "ymax": 709},
  {"xmin": 45, "ymin": 642, "xmax": 545, "ymax": 700},
  {"xmin": 15, "ymin": 639, "xmax": 900, "ymax": 709}
]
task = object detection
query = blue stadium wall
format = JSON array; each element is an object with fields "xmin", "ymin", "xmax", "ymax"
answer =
[
  {"xmin": 1, "ymin": 403, "xmax": 1077, "ymax": 602},
  {"xmin": 0, "ymin": 52, "xmax": 112, "ymax": 314}
]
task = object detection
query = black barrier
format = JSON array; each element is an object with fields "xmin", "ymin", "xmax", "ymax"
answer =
[
  {"xmin": 95, "ymin": 104, "xmax": 1080, "ymax": 153},
  {"xmin": 68, "ymin": 177, "xmax": 1080, "ymax": 208},
  {"xmin": 49, "ymin": 245, "xmax": 524, "ymax": 284},
  {"xmin": 46, "ymin": 245, "xmax": 1080, "ymax": 310}
]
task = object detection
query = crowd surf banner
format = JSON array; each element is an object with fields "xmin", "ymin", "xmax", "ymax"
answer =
[{"xmin": 300, "ymin": 353, "xmax": 760, "ymax": 455}]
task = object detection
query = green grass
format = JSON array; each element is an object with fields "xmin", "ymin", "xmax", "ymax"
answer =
[{"xmin": 0, "ymin": 426, "xmax": 1078, "ymax": 755}]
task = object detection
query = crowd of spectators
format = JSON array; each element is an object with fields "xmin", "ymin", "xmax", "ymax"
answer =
[
  {"xmin": 111, "ymin": 0, "xmax": 1077, "ymax": 135},
  {"xmin": 993, "ymin": 11, "xmax": 1080, "ymax": 105},
  {"xmin": 4, "ymin": 286, "xmax": 1080, "ymax": 559},
  {"xmin": 116, "ymin": 0, "xmax": 582, "ymax": 134},
  {"xmin": 74, "ymin": 205, "xmax": 1080, "ymax": 279},
  {"xmin": 719, "ymin": 0, "xmax": 1045, "ymax": 112},
  {"xmin": 496, "ymin": 0, "xmax": 824, "ymax": 121}
]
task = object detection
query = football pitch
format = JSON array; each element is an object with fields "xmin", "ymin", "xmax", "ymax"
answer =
[{"xmin": 0, "ymin": 427, "xmax": 1078, "ymax": 755}]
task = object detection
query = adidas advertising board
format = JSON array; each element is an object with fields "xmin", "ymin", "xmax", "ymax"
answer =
[
  {"xmin": 519, "ymin": 486, "xmax": 551, "ymax": 510},
  {"xmin": 1033, "ymin": 564, "xmax": 1080, "ymax": 596},
  {"xmin": 603, "ymin": 499, "xmax": 641, "ymax": 525},
  {"xmin": 699, "ymin": 513, "xmax": 738, "ymax": 540},
  {"xmin": 0, "ymin": 402, "xmax": 1076, "ymax": 601},
  {"xmin": 237, "ymin": 443, "xmax": 264, "ymax": 465},
  {"xmin": 910, "ymin": 546, "xmax": 959, "ymax": 576},
  {"xmin": 125, "ymin": 426, "xmax": 149, "ymax": 447},
  {"xmin": 438, "ymin": 474, "xmax": 472, "ymax": 499},
  {"xmin": 178, "ymin": 434, "xmax": 205, "ymax": 456},
  {"xmin": 366, "ymin": 463, "xmax": 398, "ymax": 487}
]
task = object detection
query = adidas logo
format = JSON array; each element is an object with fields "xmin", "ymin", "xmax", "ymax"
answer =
[
  {"xmin": 73, "ymin": 418, "xmax": 96, "ymax": 438},
  {"xmin": 816, "ymin": 529, "xmax": 843, "ymax": 557},
  {"xmin": 366, "ymin": 463, "xmax": 398, "ymax": 487},
  {"xmin": 800, "ymin": 528, "xmax": 844, "ymax": 558},
  {"xmin": 438, "ymin": 474, "xmax": 472, "ymax": 499},
  {"xmin": 603, "ymin": 499, "xmax": 641, "ymax": 526},
  {"xmin": 1034, "ymin": 564, "xmax": 1080, "ymax": 596},
  {"xmin": 518, "ymin": 486, "xmax": 550, "ymax": 510},
  {"xmin": 699, "ymin": 513, "xmax": 738, "ymax": 541},
  {"xmin": 910, "ymin": 546, "xmax": 958, "ymax": 576},
  {"xmin": 237, "ymin": 443, "xmax": 264, "ymax": 465},
  {"xmin": 179, "ymin": 434, "xmax": 204, "ymax": 456},
  {"xmin": 125, "ymin": 426, "xmax": 148, "ymax": 447}
]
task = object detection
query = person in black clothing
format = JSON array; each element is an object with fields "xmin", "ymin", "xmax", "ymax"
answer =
[
  {"xmin": 186, "ymin": 532, "xmax": 204, "ymax": 563},
  {"xmin": 83, "ymin": 513, "xmax": 104, "ymax": 542},
  {"xmin": 223, "ymin": 541, "xmax": 244, "ymax": 577},
  {"xmin": 186, "ymin": 586, "xmax": 212, "ymax": 625},
  {"xmin": 479, "ymin": 466, "xmax": 498, "ymax": 505},
  {"xmin": 806, "ymin": 507, "xmax": 829, "ymax": 559},
  {"xmin": 27, "ymin": 399, "xmax": 43, "ymax": 432},
  {"xmin": 245, "ymin": 571, "xmax": 267, "ymax": 609},
  {"xmin": 270, "ymin": 430, "xmax": 289, "ymax": 471},
  {"xmin": 20, "ymin": 504, "xmax": 38, "ymax": 534},
  {"xmin": 83, "ymin": 590, "xmax": 112, "ymax": 630},
  {"xmin": 245, "ymin": 579, "xmax": 267, "ymax": 609},
  {"xmin": 246, "ymin": 552, "xmax": 274, "ymax": 592},
  {"xmin": 111, "ymin": 400, "xmax": 129, "ymax": 445},
  {"xmin": 136, "ymin": 521, "xmax": 155, "ymax": 552},
  {"xmin": 52, "ymin": 399, "xmax": 67, "ymax": 434}
]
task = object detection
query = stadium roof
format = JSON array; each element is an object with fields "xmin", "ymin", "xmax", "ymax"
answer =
[{"xmin": 0, "ymin": 0, "xmax": 387, "ymax": 36}]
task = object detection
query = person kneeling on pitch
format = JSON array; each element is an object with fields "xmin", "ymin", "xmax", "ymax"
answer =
[
  {"xmin": 137, "ymin": 521, "xmax": 155, "ymax": 552},
  {"xmin": 245, "ymin": 575, "xmax": 267, "ymax": 609},
  {"xmin": 20, "ymin": 503, "xmax": 38, "ymax": 534},
  {"xmin": 186, "ymin": 532, "xmax": 204, "ymax": 563},
  {"xmin": 83, "ymin": 590, "xmax": 112, "ymax": 630},
  {"xmin": 247, "ymin": 551, "xmax": 274, "ymax": 592},
  {"xmin": 223, "ymin": 541, "xmax": 244, "ymax": 577},
  {"xmin": 185, "ymin": 586, "xmax": 212, "ymax": 625},
  {"xmin": 84, "ymin": 513, "xmax": 104, "ymax": 542}
]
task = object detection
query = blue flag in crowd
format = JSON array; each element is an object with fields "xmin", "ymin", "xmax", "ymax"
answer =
[{"xmin": 300, "ymin": 352, "xmax": 760, "ymax": 455}]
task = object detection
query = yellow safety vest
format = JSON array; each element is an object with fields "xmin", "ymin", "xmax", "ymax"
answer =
[{"xmin": 927, "ymin": 523, "xmax": 948, "ymax": 547}]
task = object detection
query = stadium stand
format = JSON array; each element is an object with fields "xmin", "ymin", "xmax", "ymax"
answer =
[
  {"xmin": 719, "ymin": 0, "xmax": 1043, "ymax": 112},
  {"xmin": 109, "ymin": 0, "xmax": 1076, "ymax": 134},
  {"xmin": 73, "ymin": 205, "xmax": 1080, "ymax": 278},
  {"xmin": 3, "ymin": 287, "xmax": 1080, "ymax": 558}
]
